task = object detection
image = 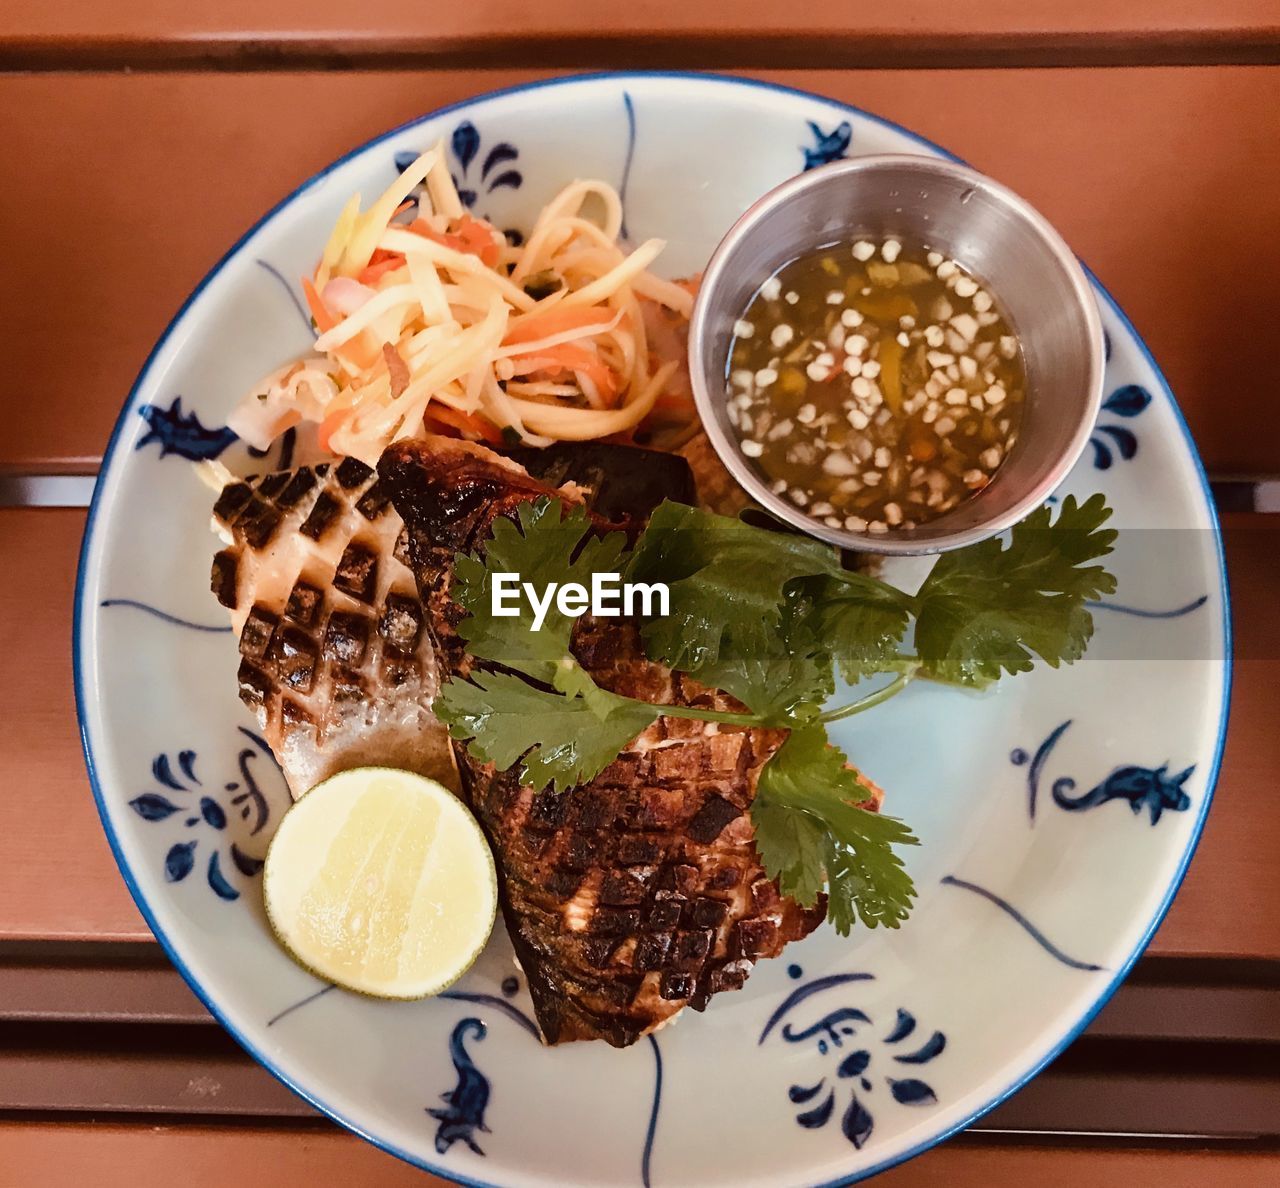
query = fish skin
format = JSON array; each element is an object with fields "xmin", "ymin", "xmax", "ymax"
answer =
[
  {"xmin": 209, "ymin": 455, "xmax": 458, "ymax": 800},
  {"xmin": 379, "ymin": 438, "xmax": 832, "ymax": 1048},
  {"xmin": 206, "ymin": 437, "xmax": 695, "ymax": 802}
]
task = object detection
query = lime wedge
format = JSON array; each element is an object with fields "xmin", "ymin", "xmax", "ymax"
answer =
[{"xmin": 263, "ymin": 768, "xmax": 497, "ymax": 999}]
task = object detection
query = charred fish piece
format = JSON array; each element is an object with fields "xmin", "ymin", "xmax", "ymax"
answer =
[
  {"xmin": 379, "ymin": 438, "xmax": 833, "ymax": 1048},
  {"xmin": 206, "ymin": 440, "xmax": 696, "ymax": 803},
  {"xmin": 208, "ymin": 441, "xmax": 698, "ymax": 800},
  {"xmin": 209, "ymin": 455, "xmax": 456, "ymax": 799},
  {"xmin": 506, "ymin": 440, "xmax": 696, "ymax": 524}
]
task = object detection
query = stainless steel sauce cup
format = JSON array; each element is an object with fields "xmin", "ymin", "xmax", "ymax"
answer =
[{"xmin": 688, "ymin": 154, "xmax": 1105, "ymax": 554}]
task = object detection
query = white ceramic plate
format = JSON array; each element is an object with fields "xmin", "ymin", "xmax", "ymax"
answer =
[{"xmin": 75, "ymin": 73, "xmax": 1230, "ymax": 1187}]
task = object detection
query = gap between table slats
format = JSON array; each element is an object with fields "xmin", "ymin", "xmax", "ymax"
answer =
[
  {"xmin": 0, "ymin": 985, "xmax": 1277, "ymax": 1136},
  {"xmin": 3, "ymin": 0, "xmax": 1280, "ymax": 71},
  {"xmin": 5, "ymin": 31, "xmax": 1280, "ymax": 73}
]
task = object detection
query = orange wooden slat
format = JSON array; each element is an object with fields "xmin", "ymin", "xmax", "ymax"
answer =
[
  {"xmin": 4, "ymin": 67, "xmax": 1279, "ymax": 474},
  {"xmin": 1158, "ymin": 666, "xmax": 1280, "ymax": 957},
  {"xmin": 0, "ymin": 509, "xmax": 1275, "ymax": 956},
  {"xmin": 879, "ymin": 1145, "xmax": 1280, "ymax": 1187},
  {"xmin": 0, "ymin": 510, "xmax": 147, "ymax": 941},
  {"xmin": 4, "ymin": 0, "xmax": 1278, "ymax": 56},
  {"xmin": 1, "ymin": 1122, "xmax": 1278, "ymax": 1187},
  {"xmin": 1154, "ymin": 515, "xmax": 1280, "ymax": 958}
]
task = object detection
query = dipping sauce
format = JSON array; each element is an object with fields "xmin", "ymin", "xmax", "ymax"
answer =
[{"xmin": 725, "ymin": 237, "xmax": 1026, "ymax": 534}]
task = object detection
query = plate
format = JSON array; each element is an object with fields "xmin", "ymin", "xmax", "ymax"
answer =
[{"xmin": 75, "ymin": 72, "xmax": 1230, "ymax": 1186}]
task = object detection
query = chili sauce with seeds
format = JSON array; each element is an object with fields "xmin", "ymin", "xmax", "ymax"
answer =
[{"xmin": 725, "ymin": 237, "xmax": 1027, "ymax": 535}]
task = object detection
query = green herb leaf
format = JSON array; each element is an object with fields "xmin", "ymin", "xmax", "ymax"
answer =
[
  {"xmin": 804, "ymin": 577, "xmax": 911, "ymax": 683},
  {"xmin": 626, "ymin": 502, "xmax": 845, "ymax": 673},
  {"xmin": 452, "ymin": 497, "xmax": 627, "ymax": 684},
  {"xmin": 436, "ymin": 669, "xmax": 659, "ymax": 794},
  {"xmin": 686, "ymin": 586, "xmax": 834, "ymax": 723},
  {"xmin": 752, "ymin": 724, "xmax": 917, "ymax": 933},
  {"xmin": 431, "ymin": 484, "xmax": 1116, "ymax": 943},
  {"xmin": 913, "ymin": 493, "xmax": 1118, "ymax": 686},
  {"xmin": 752, "ymin": 794, "xmax": 827, "ymax": 902},
  {"xmin": 821, "ymin": 824, "xmax": 917, "ymax": 935}
]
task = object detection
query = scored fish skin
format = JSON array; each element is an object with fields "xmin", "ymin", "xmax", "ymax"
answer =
[
  {"xmin": 379, "ymin": 438, "xmax": 835, "ymax": 1048},
  {"xmin": 206, "ymin": 438, "xmax": 697, "ymax": 802},
  {"xmin": 209, "ymin": 455, "xmax": 457, "ymax": 799}
]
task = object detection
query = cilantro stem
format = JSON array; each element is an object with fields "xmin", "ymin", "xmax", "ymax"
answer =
[
  {"xmin": 817, "ymin": 668, "xmax": 916, "ymax": 724},
  {"xmin": 614, "ymin": 651, "xmax": 930, "ymax": 732},
  {"xmin": 636, "ymin": 701, "xmax": 762, "ymax": 727},
  {"xmin": 828, "ymin": 567, "xmax": 919, "ymax": 611},
  {"xmin": 892, "ymin": 653, "xmax": 976, "ymax": 689}
]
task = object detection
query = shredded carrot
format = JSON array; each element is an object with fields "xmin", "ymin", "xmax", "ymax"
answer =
[
  {"xmin": 404, "ymin": 214, "xmax": 501, "ymax": 266},
  {"xmin": 302, "ymin": 277, "xmax": 339, "ymax": 333},
  {"xmin": 303, "ymin": 277, "xmax": 379, "ymax": 370},
  {"xmin": 503, "ymin": 307, "xmax": 617, "ymax": 346},
  {"xmin": 357, "ymin": 253, "xmax": 407, "ymax": 285},
  {"xmin": 404, "ymin": 219, "xmax": 469, "ymax": 253},
  {"xmin": 583, "ymin": 363, "xmax": 621, "ymax": 404},
  {"xmin": 427, "ymin": 404, "xmax": 504, "ymax": 444},
  {"xmin": 515, "ymin": 343, "xmax": 600, "ymax": 373},
  {"xmin": 269, "ymin": 410, "xmax": 304, "ymax": 441},
  {"xmin": 317, "ymin": 406, "xmax": 352, "ymax": 453},
  {"xmin": 237, "ymin": 177, "xmax": 690, "ymax": 460},
  {"xmin": 454, "ymin": 215, "xmax": 501, "ymax": 267},
  {"xmin": 508, "ymin": 343, "xmax": 618, "ymax": 402}
]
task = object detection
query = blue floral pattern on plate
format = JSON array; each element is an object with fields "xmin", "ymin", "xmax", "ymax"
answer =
[
  {"xmin": 395, "ymin": 121, "xmax": 523, "ymax": 238},
  {"xmin": 427, "ymin": 976, "xmax": 540, "ymax": 1157},
  {"xmin": 135, "ymin": 395, "xmax": 294, "ymax": 468},
  {"xmin": 100, "ymin": 599, "xmax": 232, "ymax": 633},
  {"xmin": 1012, "ymin": 719, "xmax": 1194, "ymax": 824},
  {"xmin": 127, "ymin": 728, "xmax": 284, "ymax": 900},
  {"xmin": 803, "ymin": 121, "xmax": 853, "ymax": 170},
  {"xmin": 430, "ymin": 1018, "xmax": 493, "ymax": 1155},
  {"xmin": 1090, "ymin": 383, "xmax": 1152, "ymax": 469},
  {"xmin": 760, "ymin": 968, "xmax": 945, "ymax": 1150},
  {"xmin": 136, "ymin": 397, "xmax": 237, "ymax": 462},
  {"xmin": 940, "ymin": 876, "xmax": 1104, "ymax": 971}
]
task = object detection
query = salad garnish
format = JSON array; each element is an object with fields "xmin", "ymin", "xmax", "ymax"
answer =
[
  {"xmin": 226, "ymin": 149, "xmax": 697, "ymax": 463},
  {"xmin": 436, "ymin": 494, "xmax": 1118, "ymax": 934}
]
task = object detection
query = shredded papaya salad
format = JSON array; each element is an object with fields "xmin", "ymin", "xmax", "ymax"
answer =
[{"xmin": 227, "ymin": 145, "xmax": 700, "ymax": 464}]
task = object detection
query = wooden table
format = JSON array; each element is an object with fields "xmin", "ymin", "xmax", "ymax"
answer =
[{"xmin": 3, "ymin": 6, "xmax": 1279, "ymax": 1183}]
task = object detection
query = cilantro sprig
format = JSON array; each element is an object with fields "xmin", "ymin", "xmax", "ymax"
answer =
[
  {"xmin": 436, "ymin": 669, "xmax": 659, "ymax": 795},
  {"xmin": 435, "ymin": 492, "xmax": 1116, "ymax": 936},
  {"xmin": 753, "ymin": 725, "xmax": 918, "ymax": 931},
  {"xmin": 626, "ymin": 493, "xmax": 1115, "ymax": 696},
  {"xmin": 912, "ymin": 493, "xmax": 1117, "ymax": 685}
]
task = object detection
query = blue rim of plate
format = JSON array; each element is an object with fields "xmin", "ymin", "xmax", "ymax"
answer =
[{"xmin": 73, "ymin": 70, "xmax": 1232, "ymax": 1188}]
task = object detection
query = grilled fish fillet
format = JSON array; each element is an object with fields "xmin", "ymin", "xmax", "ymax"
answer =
[
  {"xmin": 209, "ymin": 454, "xmax": 458, "ymax": 798},
  {"xmin": 379, "ymin": 438, "xmax": 841, "ymax": 1048},
  {"xmin": 208, "ymin": 441, "xmax": 697, "ymax": 798}
]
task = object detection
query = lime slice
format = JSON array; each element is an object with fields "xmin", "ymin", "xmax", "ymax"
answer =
[{"xmin": 263, "ymin": 768, "xmax": 497, "ymax": 999}]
